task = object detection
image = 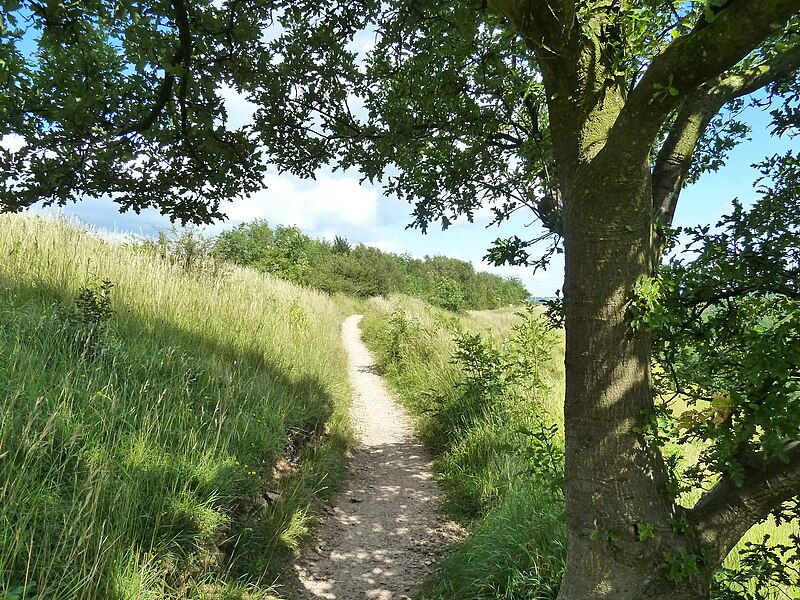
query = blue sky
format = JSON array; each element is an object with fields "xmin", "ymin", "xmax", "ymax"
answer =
[{"xmin": 5, "ymin": 87, "xmax": 792, "ymax": 297}]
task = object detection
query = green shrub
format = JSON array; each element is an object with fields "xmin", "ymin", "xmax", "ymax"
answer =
[{"xmin": 361, "ymin": 299, "xmax": 566, "ymax": 596}]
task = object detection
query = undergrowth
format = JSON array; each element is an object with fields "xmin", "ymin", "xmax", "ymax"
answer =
[
  {"xmin": 0, "ymin": 215, "xmax": 353, "ymax": 599},
  {"xmin": 360, "ymin": 297, "xmax": 566, "ymax": 599}
]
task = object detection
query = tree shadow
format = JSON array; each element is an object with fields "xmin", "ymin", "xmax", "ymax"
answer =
[
  {"xmin": 0, "ymin": 273, "xmax": 345, "ymax": 599},
  {"xmin": 287, "ymin": 438, "xmax": 463, "ymax": 600}
]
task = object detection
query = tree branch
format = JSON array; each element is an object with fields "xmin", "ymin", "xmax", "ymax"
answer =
[
  {"xmin": 118, "ymin": 0, "xmax": 193, "ymax": 136},
  {"xmin": 689, "ymin": 441, "xmax": 800, "ymax": 566},
  {"xmin": 604, "ymin": 0, "xmax": 800, "ymax": 164},
  {"xmin": 488, "ymin": 0, "xmax": 576, "ymax": 58},
  {"xmin": 652, "ymin": 43, "xmax": 800, "ymax": 229}
]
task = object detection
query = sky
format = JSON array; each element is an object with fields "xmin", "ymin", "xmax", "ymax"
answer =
[{"xmin": 4, "ymin": 27, "xmax": 794, "ymax": 297}]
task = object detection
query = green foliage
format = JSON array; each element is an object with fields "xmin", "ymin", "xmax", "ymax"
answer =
[
  {"xmin": 421, "ymin": 481, "xmax": 565, "ymax": 600},
  {"xmin": 212, "ymin": 220, "xmax": 530, "ymax": 308},
  {"xmin": 212, "ymin": 220, "xmax": 277, "ymax": 267},
  {"xmin": 75, "ymin": 278, "xmax": 114, "ymax": 327},
  {"xmin": 633, "ymin": 150, "xmax": 800, "ymax": 596},
  {"xmin": 0, "ymin": 0, "xmax": 272, "ymax": 222},
  {"xmin": 713, "ymin": 533, "xmax": 800, "ymax": 599},
  {"xmin": 308, "ymin": 248, "xmax": 395, "ymax": 298},
  {"xmin": 589, "ymin": 529, "xmax": 620, "ymax": 544},
  {"xmin": 331, "ymin": 236, "xmax": 351, "ymax": 254},
  {"xmin": 662, "ymin": 548, "xmax": 701, "ymax": 583},
  {"xmin": 629, "ymin": 273, "xmax": 675, "ymax": 331},
  {"xmin": 635, "ymin": 522, "xmax": 656, "ymax": 542},
  {"xmin": 128, "ymin": 225, "xmax": 222, "ymax": 275},
  {"xmin": 646, "ymin": 152, "xmax": 800, "ymax": 488},
  {"xmin": 64, "ymin": 277, "xmax": 117, "ymax": 361},
  {"xmin": 430, "ymin": 277, "xmax": 468, "ymax": 312},
  {"xmin": 2, "ymin": 581, "xmax": 36, "ymax": 600},
  {"xmin": 383, "ymin": 310, "xmax": 425, "ymax": 367},
  {"xmin": 361, "ymin": 299, "xmax": 566, "ymax": 597}
]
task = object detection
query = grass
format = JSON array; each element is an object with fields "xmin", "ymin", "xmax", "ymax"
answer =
[
  {"xmin": 361, "ymin": 294, "xmax": 799, "ymax": 600},
  {"xmin": 0, "ymin": 214, "xmax": 354, "ymax": 599},
  {"xmin": 421, "ymin": 480, "xmax": 565, "ymax": 600}
]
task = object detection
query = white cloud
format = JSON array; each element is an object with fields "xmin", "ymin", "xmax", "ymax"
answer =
[
  {"xmin": 217, "ymin": 84, "xmax": 258, "ymax": 130},
  {"xmin": 363, "ymin": 238, "xmax": 404, "ymax": 253},
  {"xmin": 347, "ymin": 27, "xmax": 378, "ymax": 57},
  {"xmin": 91, "ymin": 228, "xmax": 130, "ymax": 245},
  {"xmin": 316, "ymin": 228, "xmax": 338, "ymax": 242},
  {"xmin": 221, "ymin": 173, "xmax": 379, "ymax": 232},
  {"xmin": 1, "ymin": 134, "xmax": 26, "ymax": 153}
]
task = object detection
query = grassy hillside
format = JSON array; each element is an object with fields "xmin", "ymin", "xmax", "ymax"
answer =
[{"xmin": 0, "ymin": 215, "xmax": 354, "ymax": 599}]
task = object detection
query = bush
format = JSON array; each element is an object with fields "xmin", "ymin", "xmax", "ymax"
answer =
[{"xmin": 361, "ymin": 300, "xmax": 566, "ymax": 597}]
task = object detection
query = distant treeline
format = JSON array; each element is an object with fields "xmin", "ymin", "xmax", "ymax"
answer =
[{"xmin": 209, "ymin": 220, "xmax": 529, "ymax": 310}]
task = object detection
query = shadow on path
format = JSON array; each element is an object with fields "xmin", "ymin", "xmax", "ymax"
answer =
[{"xmin": 291, "ymin": 315, "xmax": 463, "ymax": 600}]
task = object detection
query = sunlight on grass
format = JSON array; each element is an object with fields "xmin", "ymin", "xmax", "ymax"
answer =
[
  {"xmin": 0, "ymin": 214, "xmax": 353, "ymax": 599},
  {"xmin": 360, "ymin": 296, "xmax": 565, "ymax": 599}
]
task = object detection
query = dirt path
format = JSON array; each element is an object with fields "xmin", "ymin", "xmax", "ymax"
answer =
[{"xmin": 292, "ymin": 314, "xmax": 462, "ymax": 600}]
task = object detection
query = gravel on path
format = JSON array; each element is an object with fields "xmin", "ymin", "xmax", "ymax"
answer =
[{"xmin": 292, "ymin": 314, "xmax": 463, "ymax": 600}]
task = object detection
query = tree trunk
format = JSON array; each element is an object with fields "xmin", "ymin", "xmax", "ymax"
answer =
[{"xmin": 556, "ymin": 159, "xmax": 700, "ymax": 599}]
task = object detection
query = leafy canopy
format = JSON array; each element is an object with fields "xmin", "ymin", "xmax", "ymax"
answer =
[
  {"xmin": 3, "ymin": 0, "xmax": 798, "ymax": 237},
  {"xmin": 1, "ymin": 0, "xmax": 276, "ymax": 221}
]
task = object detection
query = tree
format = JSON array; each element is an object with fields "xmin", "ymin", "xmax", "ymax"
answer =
[
  {"xmin": 0, "ymin": 0, "xmax": 272, "ymax": 222},
  {"xmin": 213, "ymin": 220, "xmax": 277, "ymax": 266},
  {"xmin": 4, "ymin": 1, "xmax": 800, "ymax": 598},
  {"xmin": 253, "ymin": 2, "xmax": 800, "ymax": 597},
  {"xmin": 213, "ymin": 220, "xmax": 323, "ymax": 283}
]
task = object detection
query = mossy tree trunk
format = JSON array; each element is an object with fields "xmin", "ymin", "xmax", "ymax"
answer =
[{"xmin": 488, "ymin": 0, "xmax": 800, "ymax": 597}]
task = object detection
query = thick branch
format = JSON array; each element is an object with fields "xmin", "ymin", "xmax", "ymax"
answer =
[
  {"xmin": 118, "ymin": 0, "xmax": 193, "ymax": 136},
  {"xmin": 652, "ymin": 43, "xmax": 800, "ymax": 229},
  {"xmin": 605, "ymin": 0, "xmax": 800, "ymax": 164},
  {"xmin": 651, "ymin": 100, "xmax": 716, "ymax": 227},
  {"xmin": 690, "ymin": 441, "xmax": 800, "ymax": 566},
  {"xmin": 489, "ymin": 0, "xmax": 576, "ymax": 58}
]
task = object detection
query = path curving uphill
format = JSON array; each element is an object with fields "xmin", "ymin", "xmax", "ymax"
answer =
[{"xmin": 292, "ymin": 314, "xmax": 462, "ymax": 600}]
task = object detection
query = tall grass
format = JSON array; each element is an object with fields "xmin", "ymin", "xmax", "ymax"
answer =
[
  {"xmin": 362, "ymin": 295, "xmax": 799, "ymax": 600},
  {"xmin": 0, "ymin": 215, "xmax": 352, "ymax": 599},
  {"xmin": 360, "ymin": 296, "xmax": 566, "ymax": 599}
]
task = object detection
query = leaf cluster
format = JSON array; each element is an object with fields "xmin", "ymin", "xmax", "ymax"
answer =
[
  {"xmin": 440, "ymin": 304, "xmax": 563, "ymax": 486},
  {"xmin": 638, "ymin": 151, "xmax": 800, "ymax": 502},
  {"xmin": 1, "ymin": 0, "xmax": 282, "ymax": 222},
  {"xmin": 713, "ymin": 533, "xmax": 800, "ymax": 599}
]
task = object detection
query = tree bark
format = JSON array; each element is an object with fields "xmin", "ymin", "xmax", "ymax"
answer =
[
  {"xmin": 487, "ymin": 2, "xmax": 800, "ymax": 598},
  {"xmin": 557, "ymin": 156, "xmax": 683, "ymax": 599}
]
